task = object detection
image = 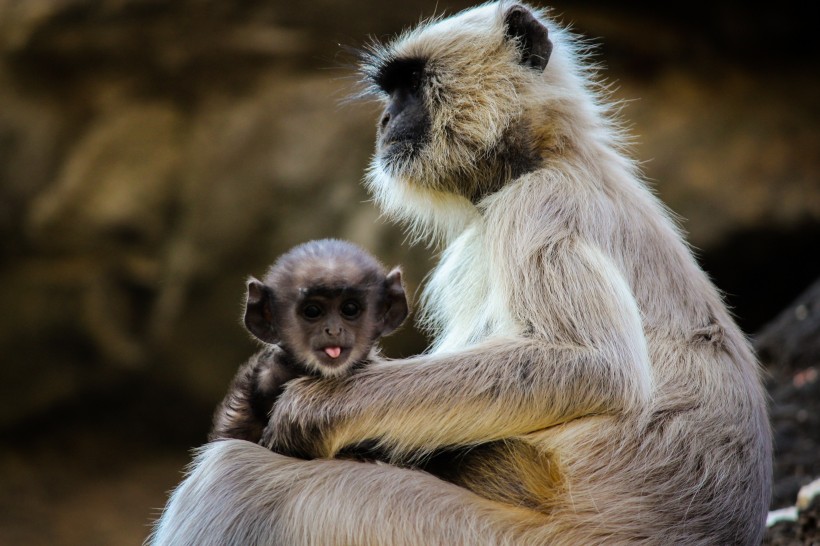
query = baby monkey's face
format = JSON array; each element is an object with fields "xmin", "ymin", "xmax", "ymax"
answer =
[
  {"xmin": 244, "ymin": 240, "xmax": 410, "ymax": 379},
  {"xmin": 289, "ymin": 289, "xmax": 374, "ymax": 376}
]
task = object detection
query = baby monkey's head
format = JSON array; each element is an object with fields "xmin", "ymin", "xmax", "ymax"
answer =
[{"xmin": 244, "ymin": 239, "xmax": 409, "ymax": 377}]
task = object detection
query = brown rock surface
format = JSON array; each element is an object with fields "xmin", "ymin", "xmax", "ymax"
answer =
[
  {"xmin": 764, "ymin": 479, "xmax": 820, "ymax": 545},
  {"xmin": 757, "ymin": 279, "xmax": 820, "ymax": 509}
]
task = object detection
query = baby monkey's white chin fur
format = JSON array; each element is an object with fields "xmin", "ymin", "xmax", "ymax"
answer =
[{"xmin": 309, "ymin": 348, "xmax": 360, "ymax": 376}]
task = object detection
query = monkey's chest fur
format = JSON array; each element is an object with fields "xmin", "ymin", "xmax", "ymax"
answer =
[
  {"xmin": 417, "ymin": 225, "xmax": 564, "ymax": 510},
  {"xmin": 424, "ymin": 224, "xmax": 520, "ymax": 352}
]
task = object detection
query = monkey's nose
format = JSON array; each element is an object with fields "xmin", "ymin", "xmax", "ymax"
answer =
[{"xmin": 324, "ymin": 326, "xmax": 342, "ymax": 336}]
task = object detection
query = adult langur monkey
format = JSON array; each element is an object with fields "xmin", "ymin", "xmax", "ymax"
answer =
[{"xmin": 149, "ymin": 3, "xmax": 772, "ymax": 544}]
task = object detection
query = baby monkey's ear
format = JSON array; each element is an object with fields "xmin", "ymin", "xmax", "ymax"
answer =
[
  {"xmin": 380, "ymin": 267, "xmax": 410, "ymax": 336},
  {"xmin": 503, "ymin": 4, "xmax": 552, "ymax": 72},
  {"xmin": 244, "ymin": 277, "xmax": 280, "ymax": 344}
]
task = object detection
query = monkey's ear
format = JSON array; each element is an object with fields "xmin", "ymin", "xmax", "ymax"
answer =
[
  {"xmin": 503, "ymin": 5, "xmax": 552, "ymax": 72},
  {"xmin": 244, "ymin": 277, "xmax": 280, "ymax": 344},
  {"xmin": 381, "ymin": 267, "xmax": 410, "ymax": 336}
]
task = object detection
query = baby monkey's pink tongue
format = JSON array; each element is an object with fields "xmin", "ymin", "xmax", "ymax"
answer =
[{"xmin": 324, "ymin": 347, "xmax": 342, "ymax": 359}]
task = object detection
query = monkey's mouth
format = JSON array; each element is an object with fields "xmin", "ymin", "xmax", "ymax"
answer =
[
  {"xmin": 379, "ymin": 137, "xmax": 421, "ymax": 168},
  {"xmin": 323, "ymin": 346, "xmax": 343, "ymax": 359},
  {"xmin": 315, "ymin": 346, "xmax": 351, "ymax": 366}
]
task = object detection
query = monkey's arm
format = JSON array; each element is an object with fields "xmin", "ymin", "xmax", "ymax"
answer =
[
  {"xmin": 210, "ymin": 346, "xmax": 298, "ymax": 443},
  {"xmin": 262, "ymin": 240, "xmax": 653, "ymax": 460}
]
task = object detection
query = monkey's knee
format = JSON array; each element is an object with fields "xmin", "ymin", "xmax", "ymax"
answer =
[
  {"xmin": 150, "ymin": 441, "xmax": 293, "ymax": 546},
  {"xmin": 184, "ymin": 439, "xmax": 301, "ymax": 504}
]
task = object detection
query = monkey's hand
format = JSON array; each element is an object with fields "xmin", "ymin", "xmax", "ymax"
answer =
[{"xmin": 260, "ymin": 376, "xmax": 346, "ymax": 459}]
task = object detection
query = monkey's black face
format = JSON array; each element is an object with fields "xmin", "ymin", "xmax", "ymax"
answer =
[
  {"xmin": 363, "ymin": 4, "xmax": 556, "ymax": 205},
  {"xmin": 375, "ymin": 58, "xmax": 430, "ymax": 167}
]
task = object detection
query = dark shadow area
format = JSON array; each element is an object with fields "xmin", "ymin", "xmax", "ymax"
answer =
[
  {"xmin": 698, "ymin": 219, "xmax": 820, "ymax": 335},
  {"xmin": 0, "ymin": 373, "xmax": 212, "ymax": 545}
]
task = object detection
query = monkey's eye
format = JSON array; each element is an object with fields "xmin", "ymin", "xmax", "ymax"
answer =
[
  {"xmin": 376, "ymin": 58, "xmax": 426, "ymax": 95},
  {"xmin": 340, "ymin": 301, "xmax": 361, "ymax": 319},
  {"xmin": 408, "ymin": 69, "xmax": 422, "ymax": 91},
  {"xmin": 302, "ymin": 304, "xmax": 323, "ymax": 320}
]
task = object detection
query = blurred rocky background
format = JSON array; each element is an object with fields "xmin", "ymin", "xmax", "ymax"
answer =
[{"xmin": 0, "ymin": 1, "xmax": 817, "ymax": 544}]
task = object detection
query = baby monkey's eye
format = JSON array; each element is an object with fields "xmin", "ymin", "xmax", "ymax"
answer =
[
  {"xmin": 340, "ymin": 301, "xmax": 361, "ymax": 319},
  {"xmin": 302, "ymin": 304, "xmax": 323, "ymax": 320}
]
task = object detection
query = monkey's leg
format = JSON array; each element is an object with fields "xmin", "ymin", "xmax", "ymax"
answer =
[{"xmin": 148, "ymin": 439, "xmax": 551, "ymax": 546}]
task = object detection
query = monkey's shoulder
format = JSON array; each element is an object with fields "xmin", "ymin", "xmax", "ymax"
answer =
[{"xmin": 245, "ymin": 345, "xmax": 305, "ymax": 394}]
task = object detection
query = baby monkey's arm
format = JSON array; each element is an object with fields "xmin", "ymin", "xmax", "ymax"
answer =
[{"xmin": 209, "ymin": 346, "xmax": 299, "ymax": 443}]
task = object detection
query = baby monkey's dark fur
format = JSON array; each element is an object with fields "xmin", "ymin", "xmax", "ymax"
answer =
[{"xmin": 210, "ymin": 239, "xmax": 409, "ymax": 444}]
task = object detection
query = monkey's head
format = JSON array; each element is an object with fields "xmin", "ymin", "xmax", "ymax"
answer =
[
  {"xmin": 243, "ymin": 239, "xmax": 409, "ymax": 378},
  {"xmin": 361, "ymin": 3, "xmax": 589, "ymax": 242}
]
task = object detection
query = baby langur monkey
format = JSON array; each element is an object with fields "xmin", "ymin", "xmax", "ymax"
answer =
[{"xmin": 210, "ymin": 239, "xmax": 409, "ymax": 445}]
